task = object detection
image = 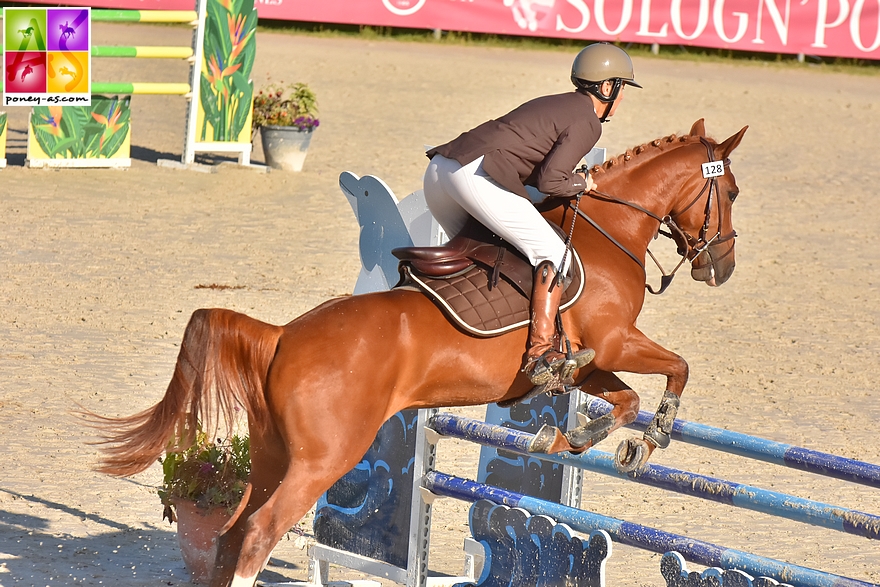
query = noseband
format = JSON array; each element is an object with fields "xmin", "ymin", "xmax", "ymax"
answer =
[{"xmin": 565, "ymin": 137, "xmax": 734, "ymax": 295}]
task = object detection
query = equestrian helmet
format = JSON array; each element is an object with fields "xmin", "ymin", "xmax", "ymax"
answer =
[{"xmin": 571, "ymin": 43, "xmax": 641, "ymax": 102}]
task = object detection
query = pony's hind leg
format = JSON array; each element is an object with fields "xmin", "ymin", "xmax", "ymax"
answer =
[
  {"xmin": 224, "ymin": 450, "xmax": 378, "ymax": 587},
  {"xmin": 224, "ymin": 471, "xmax": 315, "ymax": 587},
  {"xmin": 212, "ymin": 423, "xmax": 290, "ymax": 587},
  {"xmin": 528, "ymin": 370, "xmax": 640, "ymax": 454},
  {"xmin": 219, "ymin": 401, "xmax": 390, "ymax": 586}
]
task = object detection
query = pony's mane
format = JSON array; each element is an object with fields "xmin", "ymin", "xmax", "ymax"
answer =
[{"xmin": 590, "ymin": 133, "xmax": 705, "ymax": 176}]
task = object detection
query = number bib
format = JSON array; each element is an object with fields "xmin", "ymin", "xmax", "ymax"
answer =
[{"xmin": 701, "ymin": 161, "xmax": 725, "ymax": 178}]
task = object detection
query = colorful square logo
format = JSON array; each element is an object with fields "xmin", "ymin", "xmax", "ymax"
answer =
[
  {"xmin": 4, "ymin": 9, "xmax": 47, "ymax": 52},
  {"xmin": 5, "ymin": 51, "xmax": 46, "ymax": 93},
  {"xmin": 3, "ymin": 7, "xmax": 91, "ymax": 106},
  {"xmin": 47, "ymin": 10, "xmax": 90, "ymax": 52}
]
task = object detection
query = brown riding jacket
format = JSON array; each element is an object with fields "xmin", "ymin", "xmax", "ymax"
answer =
[{"xmin": 426, "ymin": 90, "xmax": 601, "ymax": 200}]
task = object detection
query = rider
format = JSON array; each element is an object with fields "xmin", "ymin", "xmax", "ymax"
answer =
[{"xmin": 423, "ymin": 43, "xmax": 640, "ymax": 389}]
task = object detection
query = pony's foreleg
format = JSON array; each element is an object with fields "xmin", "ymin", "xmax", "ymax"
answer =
[
  {"xmin": 528, "ymin": 370, "xmax": 640, "ymax": 454},
  {"xmin": 592, "ymin": 329, "xmax": 689, "ymax": 473}
]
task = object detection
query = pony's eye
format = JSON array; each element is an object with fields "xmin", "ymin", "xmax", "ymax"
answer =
[{"xmin": 728, "ymin": 190, "xmax": 739, "ymax": 203}]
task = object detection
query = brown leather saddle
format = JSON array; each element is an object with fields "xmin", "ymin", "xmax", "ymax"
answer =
[{"xmin": 392, "ymin": 219, "xmax": 584, "ymax": 337}]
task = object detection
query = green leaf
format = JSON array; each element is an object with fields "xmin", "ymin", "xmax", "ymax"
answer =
[
  {"xmin": 199, "ymin": 75, "xmax": 222, "ymax": 140},
  {"xmin": 100, "ymin": 126, "xmax": 129, "ymax": 158},
  {"xmin": 50, "ymin": 137, "xmax": 81, "ymax": 158},
  {"xmin": 236, "ymin": 13, "xmax": 258, "ymax": 76},
  {"xmin": 206, "ymin": 0, "xmax": 232, "ymax": 57},
  {"xmin": 229, "ymin": 74, "xmax": 253, "ymax": 139}
]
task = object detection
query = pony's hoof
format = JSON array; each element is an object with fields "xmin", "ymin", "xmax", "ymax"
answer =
[
  {"xmin": 528, "ymin": 424, "xmax": 583, "ymax": 454},
  {"xmin": 614, "ymin": 437, "xmax": 651, "ymax": 473},
  {"xmin": 564, "ymin": 413, "xmax": 614, "ymax": 449},
  {"xmin": 528, "ymin": 424, "xmax": 561, "ymax": 453}
]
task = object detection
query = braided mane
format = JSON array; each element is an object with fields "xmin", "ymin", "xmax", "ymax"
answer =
[{"xmin": 590, "ymin": 133, "xmax": 704, "ymax": 176}]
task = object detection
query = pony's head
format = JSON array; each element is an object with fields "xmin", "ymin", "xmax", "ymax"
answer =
[{"xmin": 669, "ymin": 119, "xmax": 748, "ymax": 287}]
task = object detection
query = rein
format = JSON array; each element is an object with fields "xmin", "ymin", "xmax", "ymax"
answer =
[{"xmin": 564, "ymin": 138, "xmax": 732, "ymax": 295}]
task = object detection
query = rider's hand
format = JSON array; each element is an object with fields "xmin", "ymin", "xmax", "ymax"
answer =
[{"xmin": 579, "ymin": 171, "xmax": 596, "ymax": 193}]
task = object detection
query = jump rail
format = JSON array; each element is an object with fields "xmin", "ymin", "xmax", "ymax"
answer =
[
  {"xmin": 580, "ymin": 396, "xmax": 880, "ymax": 490},
  {"xmin": 90, "ymin": 9, "xmax": 198, "ymax": 23},
  {"xmin": 424, "ymin": 471, "xmax": 877, "ymax": 587},
  {"xmin": 426, "ymin": 413, "xmax": 880, "ymax": 540},
  {"xmin": 88, "ymin": 12, "xmax": 198, "ymax": 96},
  {"xmin": 91, "ymin": 47, "xmax": 194, "ymax": 59},
  {"xmin": 90, "ymin": 82, "xmax": 192, "ymax": 95}
]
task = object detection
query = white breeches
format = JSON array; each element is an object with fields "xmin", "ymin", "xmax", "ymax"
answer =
[{"xmin": 423, "ymin": 154, "xmax": 568, "ymax": 271}]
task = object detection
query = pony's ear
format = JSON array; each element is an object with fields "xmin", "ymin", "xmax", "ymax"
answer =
[
  {"xmin": 717, "ymin": 125, "xmax": 749, "ymax": 159},
  {"xmin": 689, "ymin": 119, "xmax": 706, "ymax": 137}
]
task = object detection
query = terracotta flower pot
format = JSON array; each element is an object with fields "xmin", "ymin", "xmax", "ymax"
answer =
[
  {"xmin": 260, "ymin": 125, "xmax": 314, "ymax": 171},
  {"xmin": 172, "ymin": 498, "xmax": 233, "ymax": 584}
]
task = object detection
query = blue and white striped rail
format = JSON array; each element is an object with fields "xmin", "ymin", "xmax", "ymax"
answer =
[
  {"xmin": 427, "ymin": 413, "xmax": 880, "ymax": 540},
  {"xmin": 580, "ymin": 396, "xmax": 880, "ymax": 490},
  {"xmin": 424, "ymin": 471, "xmax": 878, "ymax": 587}
]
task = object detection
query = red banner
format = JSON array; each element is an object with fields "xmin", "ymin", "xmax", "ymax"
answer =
[
  {"xmin": 22, "ymin": 0, "xmax": 199, "ymax": 9},
  {"xmin": 21, "ymin": 0, "xmax": 880, "ymax": 59}
]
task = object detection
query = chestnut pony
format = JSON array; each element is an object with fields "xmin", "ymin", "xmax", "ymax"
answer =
[{"xmin": 94, "ymin": 119, "xmax": 747, "ymax": 587}]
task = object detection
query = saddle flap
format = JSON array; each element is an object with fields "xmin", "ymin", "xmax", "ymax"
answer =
[
  {"xmin": 394, "ymin": 217, "xmax": 583, "ymax": 337},
  {"xmin": 398, "ymin": 248, "xmax": 584, "ymax": 338}
]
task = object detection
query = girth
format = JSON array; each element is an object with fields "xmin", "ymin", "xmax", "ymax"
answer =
[{"xmin": 392, "ymin": 219, "xmax": 584, "ymax": 337}]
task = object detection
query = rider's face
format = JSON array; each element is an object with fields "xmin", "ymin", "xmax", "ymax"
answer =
[
  {"xmin": 598, "ymin": 81, "xmax": 624, "ymax": 119},
  {"xmin": 608, "ymin": 85, "xmax": 624, "ymax": 117}
]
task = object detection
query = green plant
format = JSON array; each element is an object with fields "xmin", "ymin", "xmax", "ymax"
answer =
[
  {"xmin": 31, "ymin": 97, "xmax": 131, "ymax": 159},
  {"xmin": 200, "ymin": 0, "xmax": 257, "ymax": 142},
  {"xmin": 252, "ymin": 82, "xmax": 320, "ymax": 134},
  {"xmin": 158, "ymin": 429, "xmax": 250, "ymax": 522}
]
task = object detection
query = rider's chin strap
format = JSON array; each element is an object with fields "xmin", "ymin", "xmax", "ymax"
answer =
[
  {"xmin": 576, "ymin": 80, "xmax": 622, "ymax": 123},
  {"xmin": 596, "ymin": 102, "xmax": 613, "ymax": 124}
]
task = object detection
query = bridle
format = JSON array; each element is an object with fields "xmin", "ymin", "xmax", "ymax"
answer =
[
  {"xmin": 667, "ymin": 137, "xmax": 736, "ymax": 260},
  {"xmin": 562, "ymin": 137, "xmax": 734, "ymax": 295}
]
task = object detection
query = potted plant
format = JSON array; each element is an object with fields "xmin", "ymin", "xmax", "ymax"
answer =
[
  {"xmin": 252, "ymin": 81, "xmax": 320, "ymax": 171},
  {"xmin": 159, "ymin": 429, "xmax": 250, "ymax": 584}
]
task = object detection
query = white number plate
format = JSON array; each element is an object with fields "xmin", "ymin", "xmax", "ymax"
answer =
[{"xmin": 701, "ymin": 161, "xmax": 725, "ymax": 178}]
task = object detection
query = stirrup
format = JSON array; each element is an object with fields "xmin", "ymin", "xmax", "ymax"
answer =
[
  {"xmin": 557, "ymin": 347, "xmax": 596, "ymax": 383},
  {"xmin": 523, "ymin": 346, "xmax": 595, "ymax": 386},
  {"xmin": 522, "ymin": 349, "xmax": 566, "ymax": 386}
]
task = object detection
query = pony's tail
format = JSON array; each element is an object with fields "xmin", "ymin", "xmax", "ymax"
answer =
[{"xmin": 89, "ymin": 308, "xmax": 282, "ymax": 477}]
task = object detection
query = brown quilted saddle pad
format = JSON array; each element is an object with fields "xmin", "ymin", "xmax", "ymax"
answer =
[{"xmin": 392, "ymin": 220, "xmax": 584, "ymax": 338}]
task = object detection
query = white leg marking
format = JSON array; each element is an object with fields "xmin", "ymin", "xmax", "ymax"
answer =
[{"xmin": 230, "ymin": 572, "xmax": 258, "ymax": 587}]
